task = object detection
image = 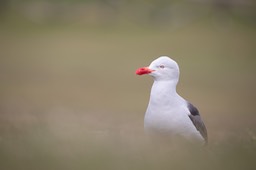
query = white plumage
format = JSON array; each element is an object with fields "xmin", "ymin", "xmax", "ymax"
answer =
[{"xmin": 136, "ymin": 56, "xmax": 207, "ymax": 144}]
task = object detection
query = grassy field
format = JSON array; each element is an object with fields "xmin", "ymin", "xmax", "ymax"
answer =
[{"xmin": 0, "ymin": 16, "xmax": 256, "ymax": 170}]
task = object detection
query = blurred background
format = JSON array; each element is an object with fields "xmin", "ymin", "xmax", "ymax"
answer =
[{"xmin": 0, "ymin": 0, "xmax": 256, "ymax": 169}]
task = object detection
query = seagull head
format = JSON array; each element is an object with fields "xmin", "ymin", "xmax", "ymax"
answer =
[{"xmin": 136, "ymin": 56, "xmax": 180, "ymax": 81}]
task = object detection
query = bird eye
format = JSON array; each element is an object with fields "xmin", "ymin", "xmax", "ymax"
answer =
[{"xmin": 159, "ymin": 65, "xmax": 165, "ymax": 69}]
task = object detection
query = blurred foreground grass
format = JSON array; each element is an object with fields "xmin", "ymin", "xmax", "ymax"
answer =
[{"xmin": 0, "ymin": 15, "xmax": 256, "ymax": 169}]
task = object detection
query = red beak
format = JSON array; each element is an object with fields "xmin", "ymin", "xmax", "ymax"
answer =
[{"xmin": 136, "ymin": 67, "xmax": 154, "ymax": 75}]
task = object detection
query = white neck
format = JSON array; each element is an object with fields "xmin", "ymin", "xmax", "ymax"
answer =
[{"xmin": 148, "ymin": 80, "xmax": 181, "ymax": 109}]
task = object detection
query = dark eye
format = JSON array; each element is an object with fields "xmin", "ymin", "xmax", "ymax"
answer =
[{"xmin": 159, "ymin": 65, "xmax": 165, "ymax": 69}]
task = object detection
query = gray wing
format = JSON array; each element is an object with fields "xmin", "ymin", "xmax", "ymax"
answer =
[{"xmin": 187, "ymin": 102, "xmax": 208, "ymax": 143}]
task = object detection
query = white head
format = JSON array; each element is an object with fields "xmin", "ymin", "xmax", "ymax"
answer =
[{"xmin": 136, "ymin": 56, "xmax": 180, "ymax": 82}]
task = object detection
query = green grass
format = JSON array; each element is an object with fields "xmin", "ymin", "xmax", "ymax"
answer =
[{"xmin": 0, "ymin": 17, "xmax": 256, "ymax": 169}]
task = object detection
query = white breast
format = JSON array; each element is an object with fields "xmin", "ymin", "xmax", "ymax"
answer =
[{"xmin": 144, "ymin": 82, "xmax": 204, "ymax": 142}]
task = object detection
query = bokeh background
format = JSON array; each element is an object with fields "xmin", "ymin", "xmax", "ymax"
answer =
[{"xmin": 0, "ymin": 0, "xmax": 256, "ymax": 169}]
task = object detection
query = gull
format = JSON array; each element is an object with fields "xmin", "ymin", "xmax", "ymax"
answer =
[{"xmin": 136, "ymin": 56, "xmax": 208, "ymax": 144}]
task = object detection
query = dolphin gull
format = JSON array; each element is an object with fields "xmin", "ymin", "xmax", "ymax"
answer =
[{"xmin": 136, "ymin": 56, "xmax": 208, "ymax": 144}]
